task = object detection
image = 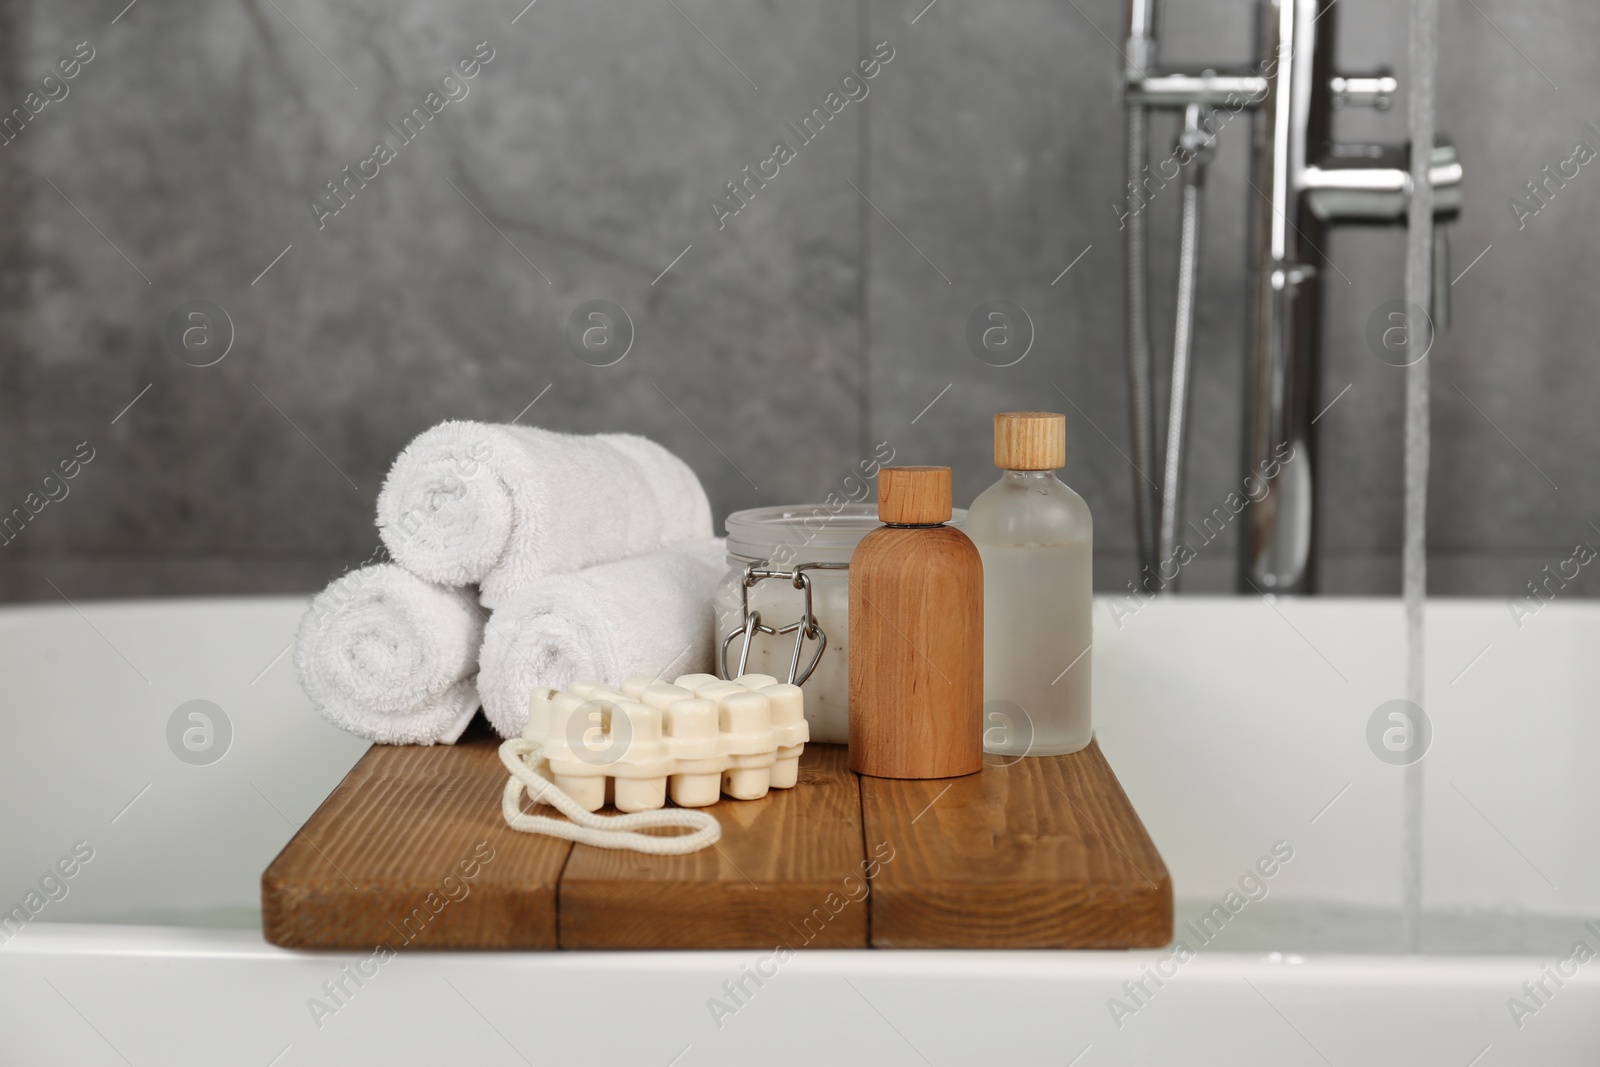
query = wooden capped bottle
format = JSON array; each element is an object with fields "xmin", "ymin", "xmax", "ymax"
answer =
[
  {"xmin": 848, "ymin": 466, "xmax": 984, "ymax": 779},
  {"xmin": 968, "ymin": 412, "xmax": 1094, "ymax": 757}
]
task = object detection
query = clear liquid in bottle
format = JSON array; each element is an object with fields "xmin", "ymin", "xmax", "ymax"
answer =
[{"xmin": 966, "ymin": 413, "xmax": 1093, "ymax": 756}]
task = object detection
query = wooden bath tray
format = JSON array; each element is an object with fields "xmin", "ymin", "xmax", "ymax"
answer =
[{"xmin": 261, "ymin": 720, "xmax": 1172, "ymax": 950}]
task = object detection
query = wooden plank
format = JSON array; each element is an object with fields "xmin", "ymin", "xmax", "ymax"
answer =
[
  {"xmin": 860, "ymin": 739, "xmax": 1173, "ymax": 949},
  {"xmin": 558, "ymin": 744, "xmax": 868, "ymax": 949},
  {"xmin": 263, "ymin": 727, "xmax": 1171, "ymax": 951},
  {"xmin": 261, "ymin": 720, "xmax": 571, "ymax": 950}
]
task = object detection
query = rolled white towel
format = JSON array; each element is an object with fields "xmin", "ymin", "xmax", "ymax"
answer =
[
  {"xmin": 478, "ymin": 539, "xmax": 726, "ymax": 739},
  {"xmin": 295, "ymin": 564, "xmax": 484, "ymax": 745},
  {"xmin": 375, "ymin": 421, "xmax": 713, "ymax": 608}
]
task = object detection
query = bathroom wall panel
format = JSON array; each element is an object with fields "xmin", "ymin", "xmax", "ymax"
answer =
[
  {"xmin": 861, "ymin": 0, "xmax": 1134, "ymax": 562},
  {"xmin": 1428, "ymin": 0, "xmax": 1600, "ymax": 568},
  {"xmin": 1, "ymin": 0, "xmax": 864, "ymax": 598},
  {"xmin": 862, "ymin": 0, "xmax": 1256, "ymax": 594},
  {"xmin": 1318, "ymin": 0, "xmax": 1600, "ymax": 593},
  {"xmin": 0, "ymin": 0, "xmax": 1597, "ymax": 601}
]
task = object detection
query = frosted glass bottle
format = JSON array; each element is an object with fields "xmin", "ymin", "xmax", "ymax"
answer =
[{"xmin": 966, "ymin": 412, "xmax": 1093, "ymax": 756}]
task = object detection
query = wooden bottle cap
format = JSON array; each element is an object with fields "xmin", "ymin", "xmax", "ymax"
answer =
[
  {"xmin": 877, "ymin": 466, "xmax": 952, "ymax": 525},
  {"xmin": 994, "ymin": 411, "xmax": 1066, "ymax": 470}
]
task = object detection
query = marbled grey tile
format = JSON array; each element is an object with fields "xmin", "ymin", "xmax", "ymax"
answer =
[
  {"xmin": 4, "ymin": 0, "xmax": 867, "ymax": 597},
  {"xmin": 1319, "ymin": 552, "xmax": 1403, "ymax": 598},
  {"xmin": 1, "ymin": 555, "xmax": 346, "ymax": 603},
  {"xmin": 863, "ymin": 0, "xmax": 1135, "ymax": 574},
  {"xmin": 1426, "ymin": 0, "xmax": 1600, "ymax": 553},
  {"xmin": 2, "ymin": 0, "xmax": 1599, "ymax": 605},
  {"xmin": 1094, "ymin": 548, "xmax": 1234, "ymax": 600},
  {"xmin": 1320, "ymin": 0, "xmax": 1600, "ymax": 576},
  {"xmin": 863, "ymin": 0, "xmax": 1264, "ymax": 593},
  {"xmin": 1322, "ymin": 547, "xmax": 1600, "ymax": 601}
]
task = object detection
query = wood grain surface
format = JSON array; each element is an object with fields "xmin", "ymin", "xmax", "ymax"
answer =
[
  {"xmin": 993, "ymin": 411, "xmax": 1066, "ymax": 470},
  {"xmin": 860, "ymin": 738, "xmax": 1173, "ymax": 948},
  {"xmin": 848, "ymin": 524, "xmax": 985, "ymax": 779},
  {"xmin": 560, "ymin": 744, "xmax": 868, "ymax": 949},
  {"xmin": 264, "ymin": 725, "xmax": 1170, "ymax": 951},
  {"xmin": 262, "ymin": 719, "xmax": 571, "ymax": 950},
  {"xmin": 875, "ymin": 465, "xmax": 953, "ymax": 524}
]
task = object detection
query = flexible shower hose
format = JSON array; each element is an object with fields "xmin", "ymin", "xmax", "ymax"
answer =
[{"xmin": 1158, "ymin": 106, "xmax": 1214, "ymax": 581}]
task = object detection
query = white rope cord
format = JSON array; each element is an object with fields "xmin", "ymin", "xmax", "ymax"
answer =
[{"xmin": 497, "ymin": 738, "xmax": 722, "ymax": 855}]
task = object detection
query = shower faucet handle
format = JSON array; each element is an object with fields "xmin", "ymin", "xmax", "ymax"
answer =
[
  {"xmin": 1330, "ymin": 70, "xmax": 1398, "ymax": 110},
  {"xmin": 1302, "ymin": 142, "xmax": 1462, "ymax": 223}
]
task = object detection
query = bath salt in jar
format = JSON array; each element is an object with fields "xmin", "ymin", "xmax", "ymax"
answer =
[{"xmin": 715, "ymin": 505, "xmax": 969, "ymax": 744}]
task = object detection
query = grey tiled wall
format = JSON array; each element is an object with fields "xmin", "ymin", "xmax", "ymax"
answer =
[{"xmin": 0, "ymin": 0, "xmax": 1594, "ymax": 603}]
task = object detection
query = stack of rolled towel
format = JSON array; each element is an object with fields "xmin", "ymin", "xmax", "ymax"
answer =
[{"xmin": 294, "ymin": 421, "xmax": 723, "ymax": 745}]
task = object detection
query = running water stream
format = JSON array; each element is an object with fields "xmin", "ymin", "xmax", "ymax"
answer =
[{"xmin": 1401, "ymin": 0, "xmax": 1439, "ymax": 953}]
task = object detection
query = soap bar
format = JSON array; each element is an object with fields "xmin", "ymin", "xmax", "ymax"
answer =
[{"xmin": 525, "ymin": 677, "xmax": 810, "ymax": 813}]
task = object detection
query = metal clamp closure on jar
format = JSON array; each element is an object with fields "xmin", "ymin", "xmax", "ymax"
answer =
[{"xmin": 719, "ymin": 561, "xmax": 849, "ymax": 686}]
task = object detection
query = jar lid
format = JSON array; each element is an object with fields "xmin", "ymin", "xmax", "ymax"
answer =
[{"xmin": 723, "ymin": 502, "xmax": 966, "ymax": 561}]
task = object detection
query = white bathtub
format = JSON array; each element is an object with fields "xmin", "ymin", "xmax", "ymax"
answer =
[{"xmin": 1, "ymin": 594, "xmax": 1596, "ymax": 1065}]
